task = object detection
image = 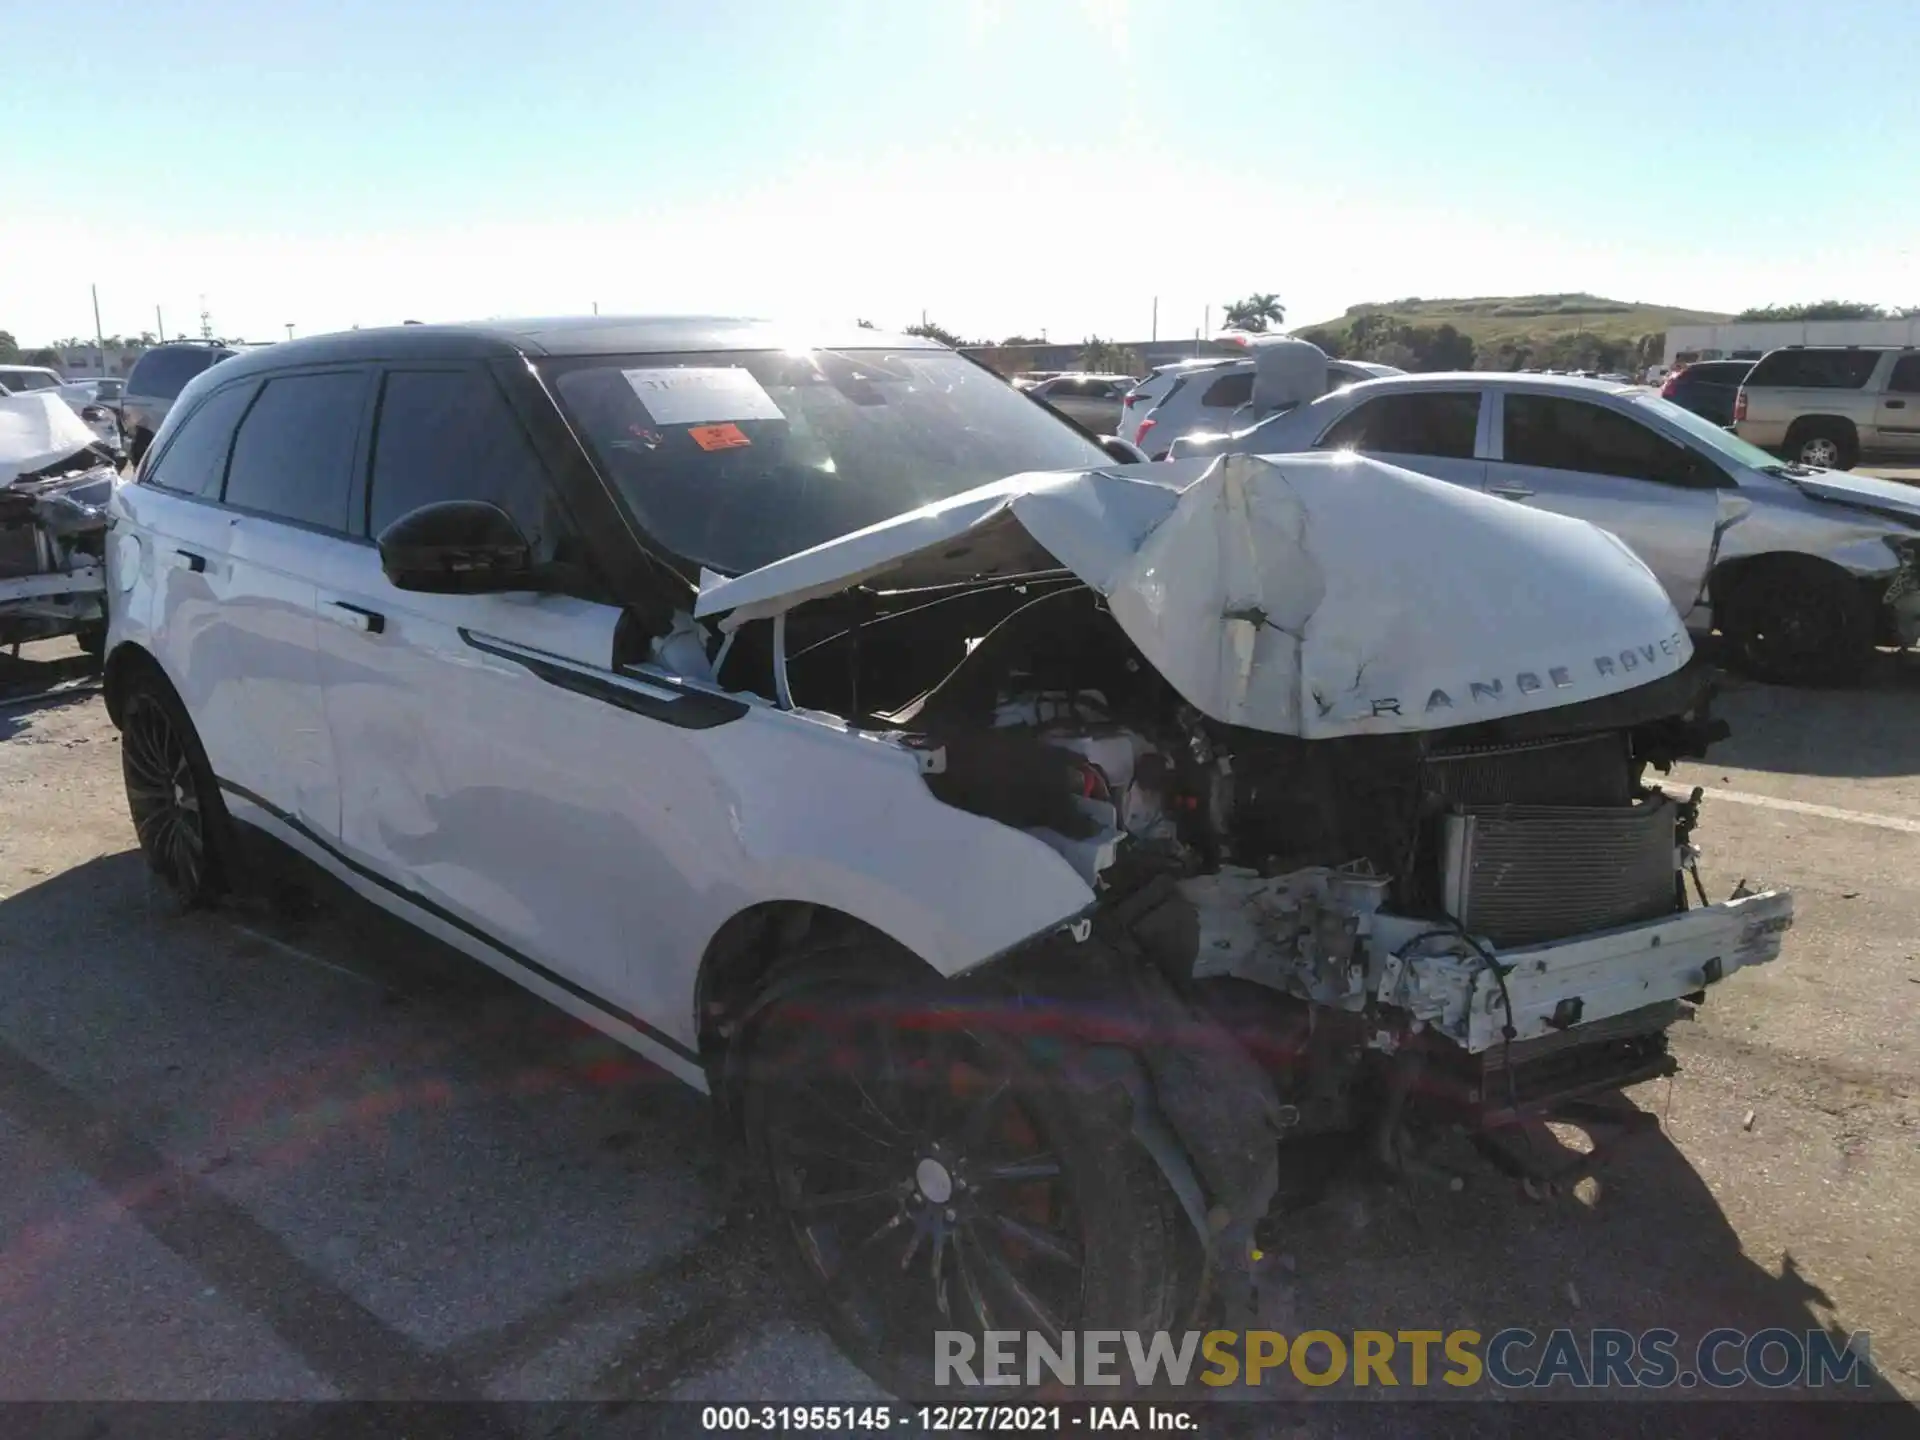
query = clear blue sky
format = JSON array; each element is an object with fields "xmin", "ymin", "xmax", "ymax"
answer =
[{"xmin": 3, "ymin": 0, "xmax": 1915, "ymax": 345}]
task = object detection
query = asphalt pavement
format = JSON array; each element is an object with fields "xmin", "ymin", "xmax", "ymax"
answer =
[{"xmin": 2, "ymin": 637, "xmax": 1918, "ymax": 1427}]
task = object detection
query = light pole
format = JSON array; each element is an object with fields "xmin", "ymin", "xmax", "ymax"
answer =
[{"xmin": 285, "ymin": 323, "xmax": 295, "ymax": 341}]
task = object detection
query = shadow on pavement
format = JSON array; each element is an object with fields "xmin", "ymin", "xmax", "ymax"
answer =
[
  {"xmin": 1708, "ymin": 649, "xmax": 1920, "ymax": 778},
  {"xmin": 0, "ymin": 648, "xmax": 102, "ymax": 742},
  {"xmin": 0, "ymin": 849, "xmax": 1913, "ymax": 1428}
]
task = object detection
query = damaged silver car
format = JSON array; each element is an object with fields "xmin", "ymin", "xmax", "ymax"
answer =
[
  {"xmin": 1171, "ymin": 349, "xmax": 1920, "ymax": 686},
  {"xmin": 2, "ymin": 391, "xmax": 118, "ymax": 656}
]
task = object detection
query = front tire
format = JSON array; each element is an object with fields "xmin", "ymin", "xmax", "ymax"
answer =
[
  {"xmin": 1719, "ymin": 557, "xmax": 1873, "ymax": 686},
  {"xmin": 120, "ymin": 673, "xmax": 232, "ymax": 907},
  {"xmin": 742, "ymin": 955, "xmax": 1183, "ymax": 1399}
]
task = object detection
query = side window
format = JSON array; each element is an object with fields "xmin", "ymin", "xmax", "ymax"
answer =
[
  {"xmin": 133, "ymin": 349, "xmax": 210, "ymax": 401},
  {"xmin": 1746, "ymin": 350, "xmax": 1881, "ymax": 389},
  {"xmin": 1889, "ymin": 355, "xmax": 1920, "ymax": 395},
  {"xmin": 222, "ymin": 371, "xmax": 366, "ymax": 530},
  {"xmin": 367, "ymin": 369, "xmax": 573, "ymax": 563},
  {"xmin": 1503, "ymin": 395, "xmax": 1694, "ymax": 486},
  {"xmin": 142, "ymin": 383, "xmax": 257, "ymax": 497},
  {"xmin": 1319, "ymin": 392, "xmax": 1480, "ymax": 459},
  {"xmin": 1200, "ymin": 372, "xmax": 1254, "ymax": 409}
]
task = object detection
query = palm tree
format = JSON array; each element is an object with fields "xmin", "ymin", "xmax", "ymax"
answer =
[{"xmin": 1223, "ymin": 293, "xmax": 1285, "ymax": 333}]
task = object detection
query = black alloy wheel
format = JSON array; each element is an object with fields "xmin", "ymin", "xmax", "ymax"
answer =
[
  {"xmin": 743, "ymin": 966, "xmax": 1182, "ymax": 1398},
  {"xmin": 121, "ymin": 681, "xmax": 225, "ymax": 906}
]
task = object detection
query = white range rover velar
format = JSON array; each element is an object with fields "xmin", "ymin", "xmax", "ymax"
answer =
[{"xmin": 103, "ymin": 317, "xmax": 1792, "ymax": 1396}]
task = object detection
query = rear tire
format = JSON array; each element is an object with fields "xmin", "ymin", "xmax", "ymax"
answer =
[
  {"xmin": 741, "ymin": 949, "xmax": 1184, "ymax": 1399},
  {"xmin": 1718, "ymin": 556, "xmax": 1873, "ymax": 686},
  {"xmin": 120, "ymin": 670, "xmax": 233, "ymax": 907},
  {"xmin": 1784, "ymin": 419, "xmax": 1858, "ymax": 471}
]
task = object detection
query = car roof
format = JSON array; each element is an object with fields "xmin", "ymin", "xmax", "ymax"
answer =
[
  {"xmin": 204, "ymin": 316, "xmax": 943, "ymax": 385},
  {"xmin": 1339, "ymin": 370, "xmax": 1640, "ymax": 397}
]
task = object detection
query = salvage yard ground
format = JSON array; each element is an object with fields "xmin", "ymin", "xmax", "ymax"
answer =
[{"xmin": 2, "ymin": 635, "xmax": 1918, "ymax": 1427}]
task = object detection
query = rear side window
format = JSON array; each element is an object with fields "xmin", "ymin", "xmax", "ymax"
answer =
[
  {"xmin": 1745, "ymin": 350, "xmax": 1882, "ymax": 389},
  {"xmin": 143, "ymin": 383, "xmax": 257, "ymax": 498},
  {"xmin": 1319, "ymin": 391, "xmax": 1480, "ymax": 459},
  {"xmin": 367, "ymin": 369, "xmax": 557, "ymax": 549},
  {"xmin": 129, "ymin": 348, "xmax": 217, "ymax": 401},
  {"xmin": 1888, "ymin": 355, "xmax": 1920, "ymax": 394},
  {"xmin": 222, "ymin": 371, "xmax": 366, "ymax": 530},
  {"xmin": 1155, "ymin": 375, "xmax": 1195, "ymax": 409},
  {"xmin": 1200, "ymin": 372, "xmax": 1254, "ymax": 409},
  {"xmin": 1686, "ymin": 363, "xmax": 1752, "ymax": 384},
  {"xmin": 1503, "ymin": 395, "xmax": 1694, "ymax": 486}
]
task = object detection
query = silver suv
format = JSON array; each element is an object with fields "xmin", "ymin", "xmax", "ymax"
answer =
[
  {"xmin": 120, "ymin": 341, "xmax": 242, "ymax": 467},
  {"xmin": 1734, "ymin": 346, "xmax": 1920, "ymax": 470}
]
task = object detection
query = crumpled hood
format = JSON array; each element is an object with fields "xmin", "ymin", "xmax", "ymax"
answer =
[
  {"xmin": 1786, "ymin": 468, "xmax": 1920, "ymax": 527},
  {"xmin": 0, "ymin": 392, "xmax": 100, "ymax": 488},
  {"xmin": 696, "ymin": 452, "xmax": 1693, "ymax": 740}
]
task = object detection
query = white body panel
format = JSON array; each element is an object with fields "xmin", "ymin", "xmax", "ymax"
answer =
[
  {"xmin": 698, "ymin": 453, "xmax": 1694, "ymax": 739},
  {"xmin": 110, "ymin": 487, "xmax": 1097, "ymax": 1077},
  {"xmin": 112, "ymin": 486, "xmax": 335, "ymax": 832},
  {"xmin": 1, "ymin": 392, "xmax": 99, "ymax": 485}
]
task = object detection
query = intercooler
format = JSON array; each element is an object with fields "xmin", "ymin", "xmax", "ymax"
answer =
[{"xmin": 1425, "ymin": 734, "xmax": 1677, "ymax": 948}]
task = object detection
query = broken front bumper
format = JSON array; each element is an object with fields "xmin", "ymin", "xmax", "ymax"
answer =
[{"xmin": 1374, "ymin": 889, "xmax": 1794, "ymax": 1053}]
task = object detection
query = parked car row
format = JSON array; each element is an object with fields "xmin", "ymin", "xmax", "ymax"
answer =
[
  {"xmin": 1168, "ymin": 353, "xmax": 1920, "ymax": 685},
  {"xmin": 1118, "ymin": 353, "xmax": 1401, "ymax": 458},
  {"xmin": 1, "ymin": 365, "xmax": 127, "ymax": 455}
]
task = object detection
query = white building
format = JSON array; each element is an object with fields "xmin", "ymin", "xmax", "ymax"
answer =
[
  {"xmin": 1665, "ymin": 317, "xmax": 1920, "ymax": 367},
  {"xmin": 52, "ymin": 343, "xmax": 151, "ymax": 379}
]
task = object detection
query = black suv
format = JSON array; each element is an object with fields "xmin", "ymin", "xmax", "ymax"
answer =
[
  {"xmin": 121, "ymin": 342, "xmax": 243, "ymax": 466},
  {"xmin": 1657, "ymin": 359, "xmax": 1753, "ymax": 427}
]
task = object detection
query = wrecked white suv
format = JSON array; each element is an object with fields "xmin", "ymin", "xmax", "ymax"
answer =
[
  {"xmin": 3, "ymin": 390, "xmax": 119, "ymax": 656},
  {"xmin": 105, "ymin": 319, "xmax": 1792, "ymax": 1397}
]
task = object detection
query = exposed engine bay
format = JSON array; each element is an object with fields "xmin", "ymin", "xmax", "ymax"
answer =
[
  {"xmin": 1, "ymin": 392, "xmax": 118, "ymax": 650},
  {"xmin": 692, "ymin": 455, "xmax": 1794, "ymax": 1149},
  {"xmin": 711, "ymin": 570, "xmax": 1790, "ymax": 1126}
]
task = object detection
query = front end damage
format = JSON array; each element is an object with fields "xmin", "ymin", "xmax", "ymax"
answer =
[
  {"xmin": 693, "ymin": 452, "xmax": 1793, "ymax": 1317},
  {"xmin": 1, "ymin": 393, "xmax": 117, "ymax": 650}
]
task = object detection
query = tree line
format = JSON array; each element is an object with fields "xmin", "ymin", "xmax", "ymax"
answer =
[{"xmin": 1735, "ymin": 301, "xmax": 1920, "ymax": 322}]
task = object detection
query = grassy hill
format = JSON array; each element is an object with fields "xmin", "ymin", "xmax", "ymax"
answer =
[{"xmin": 1294, "ymin": 293, "xmax": 1731, "ymax": 370}]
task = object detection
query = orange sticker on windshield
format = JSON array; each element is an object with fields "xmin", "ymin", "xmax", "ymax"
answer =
[{"xmin": 689, "ymin": 422, "xmax": 751, "ymax": 451}]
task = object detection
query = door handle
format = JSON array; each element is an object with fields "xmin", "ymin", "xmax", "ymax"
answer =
[
  {"xmin": 321, "ymin": 600, "xmax": 386, "ymax": 635},
  {"xmin": 1489, "ymin": 485, "xmax": 1535, "ymax": 499},
  {"xmin": 169, "ymin": 549, "xmax": 206, "ymax": 573},
  {"xmin": 1888, "ymin": 399, "xmax": 1908, "ymax": 409}
]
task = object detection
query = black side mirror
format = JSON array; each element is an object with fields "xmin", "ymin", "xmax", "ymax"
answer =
[
  {"xmin": 1099, "ymin": 435, "xmax": 1150, "ymax": 465},
  {"xmin": 377, "ymin": 499, "xmax": 534, "ymax": 593}
]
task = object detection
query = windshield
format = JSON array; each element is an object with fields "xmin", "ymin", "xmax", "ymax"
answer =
[
  {"xmin": 1629, "ymin": 392, "xmax": 1784, "ymax": 474},
  {"xmin": 547, "ymin": 348, "xmax": 1110, "ymax": 574}
]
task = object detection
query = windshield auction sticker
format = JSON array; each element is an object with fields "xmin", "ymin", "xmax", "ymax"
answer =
[
  {"xmin": 689, "ymin": 422, "xmax": 752, "ymax": 451},
  {"xmin": 622, "ymin": 367, "xmax": 784, "ymax": 425}
]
